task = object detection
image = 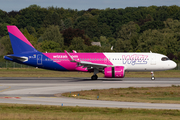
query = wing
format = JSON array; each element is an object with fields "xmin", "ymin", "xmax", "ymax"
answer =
[{"xmin": 64, "ymin": 50, "xmax": 110, "ymax": 71}]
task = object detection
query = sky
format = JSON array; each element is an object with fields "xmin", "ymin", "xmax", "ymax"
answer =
[{"xmin": 0, "ymin": 0, "xmax": 180, "ymax": 12}]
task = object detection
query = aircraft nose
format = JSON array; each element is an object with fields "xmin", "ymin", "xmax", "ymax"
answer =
[{"xmin": 171, "ymin": 61, "xmax": 177, "ymax": 69}]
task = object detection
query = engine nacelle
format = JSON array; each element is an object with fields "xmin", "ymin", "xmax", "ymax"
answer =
[{"xmin": 104, "ymin": 66, "xmax": 125, "ymax": 78}]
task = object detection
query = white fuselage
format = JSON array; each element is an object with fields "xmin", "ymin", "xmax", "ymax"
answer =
[{"xmin": 104, "ymin": 53, "xmax": 177, "ymax": 71}]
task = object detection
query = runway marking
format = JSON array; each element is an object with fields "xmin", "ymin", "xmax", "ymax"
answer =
[
  {"xmin": 0, "ymin": 86, "xmax": 11, "ymax": 92},
  {"xmin": 0, "ymin": 97, "xmax": 21, "ymax": 99},
  {"xmin": 0, "ymin": 96, "xmax": 58, "ymax": 98},
  {"xmin": 0, "ymin": 96, "xmax": 60, "ymax": 99}
]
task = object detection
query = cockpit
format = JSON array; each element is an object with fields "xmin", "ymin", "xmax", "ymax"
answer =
[{"xmin": 161, "ymin": 57, "xmax": 170, "ymax": 61}]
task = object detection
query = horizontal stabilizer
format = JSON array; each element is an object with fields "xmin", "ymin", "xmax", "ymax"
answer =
[{"xmin": 4, "ymin": 55, "xmax": 28, "ymax": 62}]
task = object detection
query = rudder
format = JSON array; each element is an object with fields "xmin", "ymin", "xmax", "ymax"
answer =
[{"xmin": 7, "ymin": 25, "xmax": 37, "ymax": 54}]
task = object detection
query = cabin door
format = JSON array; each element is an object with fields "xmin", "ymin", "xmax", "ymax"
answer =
[{"xmin": 37, "ymin": 54, "xmax": 42, "ymax": 65}]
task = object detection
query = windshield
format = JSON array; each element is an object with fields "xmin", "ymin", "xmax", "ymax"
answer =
[{"xmin": 161, "ymin": 57, "xmax": 170, "ymax": 61}]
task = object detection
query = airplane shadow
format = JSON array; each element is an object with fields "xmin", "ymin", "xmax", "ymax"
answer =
[
  {"xmin": 71, "ymin": 77, "xmax": 124, "ymax": 82},
  {"xmin": 0, "ymin": 77, "xmax": 124, "ymax": 83}
]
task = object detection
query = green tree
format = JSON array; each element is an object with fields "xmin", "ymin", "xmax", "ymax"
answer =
[
  {"xmin": 117, "ymin": 21, "xmax": 140, "ymax": 40},
  {"xmin": 164, "ymin": 18, "xmax": 180, "ymax": 32},
  {"xmin": 75, "ymin": 13, "xmax": 100, "ymax": 38},
  {"xmin": 98, "ymin": 9, "xmax": 122, "ymax": 34},
  {"xmin": 16, "ymin": 5, "xmax": 49, "ymax": 29},
  {"xmin": 68, "ymin": 37, "xmax": 85, "ymax": 51},
  {"xmin": 167, "ymin": 5, "xmax": 180, "ymax": 17},
  {"xmin": 137, "ymin": 29, "xmax": 163, "ymax": 52},
  {"xmin": 0, "ymin": 36, "xmax": 13, "ymax": 54},
  {"xmin": 0, "ymin": 23, "xmax": 9, "ymax": 37},
  {"xmin": 114, "ymin": 38, "xmax": 125, "ymax": 52},
  {"xmin": 100, "ymin": 36, "xmax": 108, "ymax": 46},
  {"xmin": 99, "ymin": 23, "xmax": 112, "ymax": 37},
  {"xmin": 64, "ymin": 18, "xmax": 73, "ymax": 29},
  {"xmin": 41, "ymin": 40, "xmax": 60, "ymax": 52},
  {"xmin": 42, "ymin": 25, "xmax": 64, "ymax": 47},
  {"xmin": 61, "ymin": 27, "xmax": 91, "ymax": 46},
  {"xmin": 22, "ymin": 28, "xmax": 38, "ymax": 49},
  {"xmin": 83, "ymin": 46, "xmax": 101, "ymax": 52},
  {"xmin": 140, "ymin": 21, "xmax": 165, "ymax": 32}
]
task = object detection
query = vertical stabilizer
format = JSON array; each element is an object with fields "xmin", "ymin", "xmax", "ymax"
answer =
[{"xmin": 7, "ymin": 25, "xmax": 37, "ymax": 54}]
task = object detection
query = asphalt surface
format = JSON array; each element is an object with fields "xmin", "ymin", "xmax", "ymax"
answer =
[{"xmin": 0, "ymin": 77, "xmax": 180, "ymax": 109}]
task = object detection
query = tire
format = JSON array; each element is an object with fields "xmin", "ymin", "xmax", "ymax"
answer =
[
  {"xmin": 151, "ymin": 77, "xmax": 155, "ymax": 80},
  {"xmin": 91, "ymin": 75, "xmax": 98, "ymax": 80}
]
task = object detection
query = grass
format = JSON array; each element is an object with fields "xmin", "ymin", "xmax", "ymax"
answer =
[
  {"xmin": 0, "ymin": 68, "xmax": 180, "ymax": 78},
  {"xmin": 61, "ymin": 85, "xmax": 180, "ymax": 104},
  {"xmin": 0, "ymin": 103, "xmax": 180, "ymax": 120}
]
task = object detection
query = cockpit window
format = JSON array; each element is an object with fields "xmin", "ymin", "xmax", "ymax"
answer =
[{"xmin": 161, "ymin": 57, "xmax": 170, "ymax": 61}]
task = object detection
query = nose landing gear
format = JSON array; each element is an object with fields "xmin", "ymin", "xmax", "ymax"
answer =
[{"xmin": 151, "ymin": 71, "xmax": 155, "ymax": 80}]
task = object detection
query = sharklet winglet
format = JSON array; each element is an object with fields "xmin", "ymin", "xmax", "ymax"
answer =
[{"xmin": 64, "ymin": 50, "xmax": 76, "ymax": 62}]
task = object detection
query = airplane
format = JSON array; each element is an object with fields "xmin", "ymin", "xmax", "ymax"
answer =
[{"xmin": 4, "ymin": 25, "xmax": 177, "ymax": 80}]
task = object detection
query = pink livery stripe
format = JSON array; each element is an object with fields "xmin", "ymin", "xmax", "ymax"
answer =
[
  {"xmin": 7, "ymin": 25, "xmax": 34, "ymax": 48},
  {"xmin": 43, "ymin": 53, "xmax": 113, "ymax": 70}
]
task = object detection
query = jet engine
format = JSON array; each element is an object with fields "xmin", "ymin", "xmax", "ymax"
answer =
[{"xmin": 104, "ymin": 66, "xmax": 125, "ymax": 78}]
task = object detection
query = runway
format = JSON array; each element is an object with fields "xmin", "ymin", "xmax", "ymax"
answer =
[{"xmin": 0, "ymin": 77, "xmax": 180, "ymax": 109}]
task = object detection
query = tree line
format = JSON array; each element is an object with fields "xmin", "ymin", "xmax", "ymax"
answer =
[{"xmin": 0, "ymin": 4, "xmax": 180, "ymax": 62}]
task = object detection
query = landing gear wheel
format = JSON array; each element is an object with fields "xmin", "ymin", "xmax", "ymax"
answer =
[
  {"xmin": 91, "ymin": 75, "xmax": 98, "ymax": 80},
  {"xmin": 151, "ymin": 76, "xmax": 155, "ymax": 80}
]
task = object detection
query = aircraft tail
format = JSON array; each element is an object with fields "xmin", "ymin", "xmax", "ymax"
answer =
[{"xmin": 7, "ymin": 25, "xmax": 38, "ymax": 54}]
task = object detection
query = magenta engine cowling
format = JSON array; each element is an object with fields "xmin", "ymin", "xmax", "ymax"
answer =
[{"xmin": 104, "ymin": 66, "xmax": 125, "ymax": 78}]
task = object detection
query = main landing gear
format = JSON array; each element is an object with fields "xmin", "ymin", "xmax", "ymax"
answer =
[
  {"xmin": 91, "ymin": 68, "xmax": 99, "ymax": 80},
  {"xmin": 151, "ymin": 71, "xmax": 155, "ymax": 80},
  {"xmin": 91, "ymin": 74, "xmax": 98, "ymax": 80}
]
